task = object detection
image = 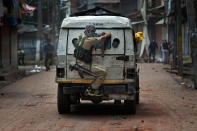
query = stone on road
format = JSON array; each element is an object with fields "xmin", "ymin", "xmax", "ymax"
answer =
[{"xmin": 0, "ymin": 63, "xmax": 196, "ymax": 131}]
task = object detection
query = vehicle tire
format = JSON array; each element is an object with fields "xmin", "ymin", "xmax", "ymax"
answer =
[
  {"xmin": 136, "ymin": 74, "xmax": 140, "ymax": 104},
  {"xmin": 57, "ymin": 84, "xmax": 71, "ymax": 114},
  {"xmin": 91, "ymin": 99, "xmax": 102, "ymax": 104},
  {"xmin": 114, "ymin": 100, "xmax": 121, "ymax": 105},
  {"xmin": 70, "ymin": 94, "xmax": 80, "ymax": 104},
  {"xmin": 124, "ymin": 99, "xmax": 136, "ymax": 114}
]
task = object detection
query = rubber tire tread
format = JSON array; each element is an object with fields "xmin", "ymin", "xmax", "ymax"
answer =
[
  {"xmin": 124, "ymin": 99, "xmax": 136, "ymax": 114},
  {"xmin": 57, "ymin": 84, "xmax": 71, "ymax": 114},
  {"xmin": 136, "ymin": 74, "xmax": 140, "ymax": 104}
]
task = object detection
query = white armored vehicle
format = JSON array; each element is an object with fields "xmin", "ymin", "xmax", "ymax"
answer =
[{"xmin": 56, "ymin": 15, "xmax": 139, "ymax": 114}]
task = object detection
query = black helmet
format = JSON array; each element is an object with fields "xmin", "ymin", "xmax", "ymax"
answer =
[{"xmin": 85, "ymin": 25, "xmax": 96, "ymax": 32}]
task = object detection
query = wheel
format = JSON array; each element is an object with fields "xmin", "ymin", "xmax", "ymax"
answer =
[
  {"xmin": 70, "ymin": 94, "xmax": 80, "ymax": 104},
  {"xmin": 124, "ymin": 99, "xmax": 136, "ymax": 114},
  {"xmin": 114, "ymin": 100, "xmax": 121, "ymax": 105},
  {"xmin": 136, "ymin": 74, "xmax": 140, "ymax": 104},
  {"xmin": 91, "ymin": 99, "xmax": 102, "ymax": 104},
  {"xmin": 57, "ymin": 84, "xmax": 71, "ymax": 114}
]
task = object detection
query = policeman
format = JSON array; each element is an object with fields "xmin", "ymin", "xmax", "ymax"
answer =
[
  {"xmin": 74, "ymin": 25, "xmax": 111, "ymax": 96},
  {"xmin": 44, "ymin": 39, "xmax": 54, "ymax": 71},
  {"xmin": 18, "ymin": 49, "xmax": 25, "ymax": 65}
]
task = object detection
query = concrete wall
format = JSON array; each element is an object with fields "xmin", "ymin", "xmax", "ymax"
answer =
[
  {"xmin": 87, "ymin": 0, "xmax": 98, "ymax": 9},
  {"xmin": 0, "ymin": 24, "xmax": 18, "ymax": 72},
  {"xmin": 120, "ymin": 0, "xmax": 138, "ymax": 15},
  {"xmin": 70, "ymin": 0, "xmax": 79, "ymax": 14},
  {"xmin": 11, "ymin": 28, "xmax": 17, "ymax": 67},
  {"xmin": 1, "ymin": 25, "xmax": 11, "ymax": 67},
  {"xmin": 148, "ymin": 24, "xmax": 156, "ymax": 41},
  {"xmin": 156, "ymin": 25, "xmax": 163, "ymax": 54},
  {"xmin": 182, "ymin": 23, "xmax": 190, "ymax": 56},
  {"xmin": 18, "ymin": 32, "xmax": 37, "ymax": 61}
]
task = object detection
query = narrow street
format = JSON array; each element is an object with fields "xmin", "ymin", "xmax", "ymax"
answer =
[{"xmin": 0, "ymin": 63, "xmax": 196, "ymax": 131}]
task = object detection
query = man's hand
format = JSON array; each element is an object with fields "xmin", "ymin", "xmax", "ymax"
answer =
[
  {"xmin": 100, "ymin": 32, "xmax": 111, "ymax": 57},
  {"xmin": 101, "ymin": 32, "xmax": 111, "ymax": 41}
]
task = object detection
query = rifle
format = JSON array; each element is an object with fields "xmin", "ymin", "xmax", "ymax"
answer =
[{"xmin": 69, "ymin": 63, "xmax": 97, "ymax": 78}]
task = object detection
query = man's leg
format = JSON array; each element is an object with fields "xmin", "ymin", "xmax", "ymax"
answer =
[
  {"xmin": 166, "ymin": 51, "xmax": 169, "ymax": 64},
  {"xmin": 91, "ymin": 65, "xmax": 107, "ymax": 90},
  {"xmin": 162, "ymin": 49, "xmax": 165, "ymax": 63},
  {"xmin": 153, "ymin": 51, "xmax": 156, "ymax": 62},
  {"xmin": 164, "ymin": 50, "xmax": 169, "ymax": 64},
  {"xmin": 148, "ymin": 51, "xmax": 151, "ymax": 63},
  {"xmin": 45, "ymin": 54, "xmax": 49, "ymax": 71},
  {"xmin": 22, "ymin": 56, "xmax": 25, "ymax": 65},
  {"xmin": 163, "ymin": 50, "xmax": 166, "ymax": 63},
  {"xmin": 18, "ymin": 57, "xmax": 21, "ymax": 65},
  {"xmin": 48, "ymin": 54, "xmax": 53, "ymax": 70}
]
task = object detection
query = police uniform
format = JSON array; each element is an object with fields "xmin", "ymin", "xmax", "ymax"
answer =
[{"xmin": 75, "ymin": 32, "xmax": 107, "ymax": 90}]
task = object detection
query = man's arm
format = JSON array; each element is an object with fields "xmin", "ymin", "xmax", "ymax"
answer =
[
  {"xmin": 100, "ymin": 32, "xmax": 111, "ymax": 57},
  {"xmin": 101, "ymin": 32, "xmax": 111, "ymax": 41},
  {"xmin": 88, "ymin": 32, "xmax": 111, "ymax": 47},
  {"xmin": 77, "ymin": 35, "xmax": 82, "ymax": 46}
]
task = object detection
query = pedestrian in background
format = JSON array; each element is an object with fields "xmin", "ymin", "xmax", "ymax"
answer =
[
  {"xmin": 149, "ymin": 40, "xmax": 158, "ymax": 62},
  {"xmin": 44, "ymin": 39, "xmax": 54, "ymax": 71},
  {"xmin": 18, "ymin": 49, "xmax": 25, "ymax": 65},
  {"xmin": 161, "ymin": 40, "xmax": 169, "ymax": 64}
]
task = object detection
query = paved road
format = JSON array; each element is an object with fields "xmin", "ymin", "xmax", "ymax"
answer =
[{"xmin": 0, "ymin": 63, "xmax": 196, "ymax": 131}]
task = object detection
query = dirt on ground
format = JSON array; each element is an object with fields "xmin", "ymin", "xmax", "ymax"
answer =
[{"xmin": 0, "ymin": 63, "xmax": 196, "ymax": 131}]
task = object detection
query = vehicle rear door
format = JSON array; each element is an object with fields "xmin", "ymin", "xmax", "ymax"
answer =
[{"xmin": 67, "ymin": 29, "xmax": 125, "ymax": 80}]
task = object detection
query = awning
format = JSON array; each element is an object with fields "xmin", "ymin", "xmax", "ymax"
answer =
[
  {"xmin": 132, "ymin": 21, "xmax": 144, "ymax": 25},
  {"xmin": 18, "ymin": 24, "xmax": 38, "ymax": 34},
  {"xmin": 127, "ymin": 11, "xmax": 141, "ymax": 19},
  {"xmin": 148, "ymin": 5, "xmax": 165, "ymax": 12},
  {"xmin": 155, "ymin": 18, "xmax": 168, "ymax": 25}
]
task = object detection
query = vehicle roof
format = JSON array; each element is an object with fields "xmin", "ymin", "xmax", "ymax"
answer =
[{"xmin": 61, "ymin": 16, "xmax": 132, "ymax": 29}]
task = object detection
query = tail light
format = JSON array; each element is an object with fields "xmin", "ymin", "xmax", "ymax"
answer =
[{"xmin": 56, "ymin": 68, "xmax": 65, "ymax": 78}]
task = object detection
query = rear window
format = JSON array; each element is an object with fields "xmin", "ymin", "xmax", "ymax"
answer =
[{"xmin": 67, "ymin": 29, "xmax": 125, "ymax": 55}]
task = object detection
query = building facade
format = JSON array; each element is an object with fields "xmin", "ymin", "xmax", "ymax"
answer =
[
  {"xmin": 70, "ymin": 0, "xmax": 120, "ymax": 14},
  {"xmin": 0, "ymin": 0, "xmax": 22, "ymax": 73}
]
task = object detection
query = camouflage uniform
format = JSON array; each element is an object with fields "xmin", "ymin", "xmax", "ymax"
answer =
[{"xmin": 76, "ymin": 34, "xmax": 107, "ymax": 90}]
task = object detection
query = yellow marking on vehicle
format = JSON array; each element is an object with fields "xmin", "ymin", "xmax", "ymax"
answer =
[{"xmin": 56, "ymin": 81, "xmax": 133, "ymax": 84}]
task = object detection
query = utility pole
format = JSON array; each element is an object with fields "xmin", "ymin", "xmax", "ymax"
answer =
[
  {"xmin": 139, "ymin": 0, "xmax": 150, "ymax": 60},
  {"xmin": 47, "ymin": 0, "xmax": 50, "ymax": 27},
  {"xmin": 35, "ymin": 0, "xmax": 43, "ymax": 65},
  {"xmin": 51, "ymin": 0, "xmax": 56, "ymax": 43},
  {"xmin": 57, "ymin": 0, "xmax": 61, "ymax": 26},
  {"xmin": 176, "ymin": 0, "xmax": 183, "ymax": 76},
  {"xmin": 186, "ymin": 0, "xmax": 197, "ymax": 89}
]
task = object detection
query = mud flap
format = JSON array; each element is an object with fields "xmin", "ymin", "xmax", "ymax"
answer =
[{"xmin": 127, "ymin": 82, "xmax": 135, "ymax": 95}]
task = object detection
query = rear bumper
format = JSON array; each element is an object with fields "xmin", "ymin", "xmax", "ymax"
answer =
[
  {"xmin": 56, "ymin": 78, "xmax": 135, "ymax": 84},
  {"xmin": 57, "ymin": 81, "xmax": 136, "ymax": 96}
]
